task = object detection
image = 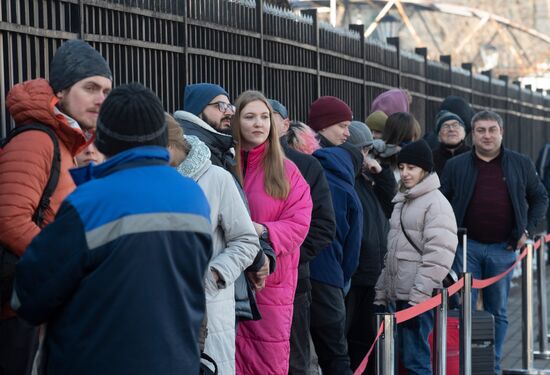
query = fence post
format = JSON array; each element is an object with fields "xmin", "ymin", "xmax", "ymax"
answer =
[
  {"xmin": 350, "ymin": 24, "xmax": 366, "ymax": 122},
  {"xmin": 482, "ymin": 70, "xmax": 493, "ymax": 110},
  {"xmin": 387, "ymin": 37, "xmax": 401, "ymax": 89},
  {"xmin": 179, "ymin": 0, "xmax": 189, "ymax": 105},
  {"xmin": 440, "ymin": 54, "xmax": 452, "ymax": 97},
  {"xmin": 301, "ymin": 9, "xmax": 320, "ymax": 98},
  {"xmin": 534, "ymin": 234, "xmax": 550, "ymax": 359},
  {"xmin": 433, "ymin": 288, "xmax": 448, "ymax": 375},
  {"xmin": 415, "ymin": 47, "xmax": 428, "ymax": 132},
  {"xmin": 375, "ymin": 313, "xmax": 395, "ymax": 375},
  {"xmin": 503, "ymin": 241, "xmax": 550, "ymax": 375},
  {"xmin": 255, "ymin": 0, "xmax": 265, "ymax": 92},
  {"xmin": 460, "ymin": 272, "xmax": 472, "ymax": 375},
  {"xmin": 461, "ymin": 63, "xmax": 473, "ymax": 108}
]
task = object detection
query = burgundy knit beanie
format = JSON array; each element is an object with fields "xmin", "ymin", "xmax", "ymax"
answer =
[{"xmin": 308, "ymin": 96, "xmax": 353, "ymax": 132}]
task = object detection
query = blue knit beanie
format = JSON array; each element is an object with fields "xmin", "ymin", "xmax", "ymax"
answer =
[
  {"xmin": 268, "ymin": 99, "xmax": 289, "ymax": 119},
  {"xmin": 183, "ymin": 83, "xmax": 229, "ymax": 116}
]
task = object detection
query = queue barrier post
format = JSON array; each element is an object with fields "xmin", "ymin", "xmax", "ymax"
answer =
[
  {"xmin": 375, "ymin": 313, "xmax": 395, "ymax": 375},
  {"xmin": 433, "ymin": 288, "xmax": 448, "ymax": 375},
  {"xmin": 460, "ymin": 272, "xmax": 472, "ymax": 375},
  {"xmin": 503, "ymin": 241, "xmax": 550, "ymax": 375},
  {"xmin": 534, "ymin": 233, "xmax": 550, "ymax": 359}
]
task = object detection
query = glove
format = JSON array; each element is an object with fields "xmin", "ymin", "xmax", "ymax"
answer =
[
  {"xmin": 373, "ymin": 304, "xmax": 387, "ymax": 314},
  {"xmin": 396, "ymin": 301, "xmax": 419, "ymax": 330}
]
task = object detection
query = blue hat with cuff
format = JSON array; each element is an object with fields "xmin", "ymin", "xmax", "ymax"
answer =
[{"xmin": 183, "ymin": 83, "xmax": 229, "ymax": 116}]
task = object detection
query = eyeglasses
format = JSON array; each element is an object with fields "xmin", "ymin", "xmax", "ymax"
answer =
[
  {"xmin": 207, "ymin": 101, "xmax": 236, "ymax": 113},
  {"xmin": 440, "ymin": 122, "xmax": 462, "ymax": 132}
]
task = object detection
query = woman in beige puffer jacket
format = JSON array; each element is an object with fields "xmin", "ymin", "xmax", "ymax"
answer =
[{"xmin": 374, "ymin": 139, "xmax": 457, "ymax": 375}]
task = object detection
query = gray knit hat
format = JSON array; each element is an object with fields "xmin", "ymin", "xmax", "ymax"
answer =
[
  {"xmin": 49, "ymin": 40, "xmax": 112, "ymax": 93},
  {"xmin": 347, "ymin": 121, "xmax": 373, "ymax": 148}
]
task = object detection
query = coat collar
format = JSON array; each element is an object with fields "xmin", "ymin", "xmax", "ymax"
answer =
[{"xmin": 393, "ymin": 172, "xmax": 440, "ymax": 202}]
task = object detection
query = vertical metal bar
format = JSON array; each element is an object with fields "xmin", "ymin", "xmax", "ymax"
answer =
[
  {"xmin": 301, "ymin": 9, "xmax": 319, "ymax": 98},
  {"xmin": 376, "ymin": 313, "xmax": 395, "ymax": 375},
  {"xmin": 433, "ymin": 288, "xmax": 448, "ymax": 375},
  {"xmin": 255, "ymin": 0, "xmax": 264, "ymax": 92},
  {"xmin": 463, "ymin": 231, "xmax": 468, "ymax": 273},
  {"xmin": 523, "ymin": 241, "xmax": 534, "ymax": 369},
  {"xmin": 534, "ymin": 234, "xmax": 550, "ymax": 359},
  {"xmin": 460, "ymin": 272, "xmax": 472, "ymax": 375}
]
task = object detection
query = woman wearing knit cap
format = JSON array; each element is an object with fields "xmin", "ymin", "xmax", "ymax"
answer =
[
  {"xmin": 370, "ymin": 89, "xmax": 411, "ymax": 116},
  {"xmin": 366, "ymin": 110, "xmax": 388, "ymax": 139},
  {"xmin": 308, "ymin": 96, "xmax": 353, "ymax": 147},
  {"xmin": 231, "ymin": 91, "xmax": 312, "ymax": 375},
  {"xmin": 374, "ymin": 139, "xmax": 457, "ymax": 375}
]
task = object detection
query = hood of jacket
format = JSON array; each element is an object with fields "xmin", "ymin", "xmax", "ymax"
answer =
[
  {"xmin": 176, "ymin": 135, "xmax": 212, "ymax": 181},
  {"xmin": 173, "ymin": 110, "xmax": 234, "ymax": 154},
  {"xmin": 6, "ymin": 78, "xmax": 88, "ymax": 156},
  {"xmin": 393, "ymin": 172, "xmax": 440, "ymax": 203},
  {"xmin": 313, "ymin": 146, "xmax": 358, "ymax": 186}
]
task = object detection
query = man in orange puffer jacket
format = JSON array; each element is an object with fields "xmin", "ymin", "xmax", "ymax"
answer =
[{"xmin": 0, "ymin": 39, "xmax": 112, "ymax": 375}]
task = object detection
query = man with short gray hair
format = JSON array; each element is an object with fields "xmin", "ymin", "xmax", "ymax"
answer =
[{"xmin": 441, "ymin": 110, "xmax": 548, "ymax": 374}]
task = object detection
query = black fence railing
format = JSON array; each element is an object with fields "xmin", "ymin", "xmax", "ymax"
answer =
[{"xmin": 1, "ymin": 0, "xmax": 549, "ymax": 159}]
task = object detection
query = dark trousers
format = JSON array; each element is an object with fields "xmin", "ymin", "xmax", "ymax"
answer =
[
  {"xmin": 310, "ymin": 280, "xmax": 352, "ymax": 375},
  {"xmin": 0, "ymin": 317, "xmax": 38, "ymax": 375},
  {"xmin": 345, "ymin": 285, "xmax": 377, "ymax": 375},
  {"xmin": 289, "ymin": 288, "xmax": 312, "ymax": 375}
]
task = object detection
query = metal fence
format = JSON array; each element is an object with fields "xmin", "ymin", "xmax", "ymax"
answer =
[{"xmin": 1, "ymin": 0, "xmax": 549, "ymax": 159}]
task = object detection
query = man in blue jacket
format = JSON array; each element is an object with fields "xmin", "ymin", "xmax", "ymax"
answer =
[
  {"xmin": 310, "ymin": 144, "xmax": 363, "ymax": 375},
  {"xmin": 441, "ymin": 110, "xmax": 548, "ymax": 374},
  {"xmin": 11, "ymin": 83, "xmax": 213, "ymax": 375}
]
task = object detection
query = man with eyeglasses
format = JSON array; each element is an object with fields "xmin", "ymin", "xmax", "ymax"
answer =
[
  {"xmin": 175, "ymin": 83, "xmax": 237, "ymax": 172},
  {"xmin": 441, "ymin": 110, "xmax": 548, "ymax": 375},
  {"xmin": 432, "ymin": 110, "xmax": 470, "ymax": 176}
]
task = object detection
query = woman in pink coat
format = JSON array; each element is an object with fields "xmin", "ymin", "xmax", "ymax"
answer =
[{"xmin": 233, "ymin": 91, "xmax": 312, "ymax": 375}]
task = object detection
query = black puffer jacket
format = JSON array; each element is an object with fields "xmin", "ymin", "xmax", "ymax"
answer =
[
  {"xmin": 352, "ymin": 166, "xmax": 396, "ymax": 286},
  {"xmin": 281, "ymin": 138, "xmax": 336, "ymax": 292}
]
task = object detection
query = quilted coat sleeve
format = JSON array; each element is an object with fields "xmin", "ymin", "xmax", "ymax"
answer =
[
  {"xmin": 0, "ymin": 131, "xmax": 54, "ymax": 256},
  {"xmin": 408, "ymin": 194, "xmax": 458, "ymax": 305},
  {"xmin": 262, "ymin": 163, "xmax": 312, "ymax": 257},
  {"xmin": 206, "ymin": 170, "xmax": 260, "ymax": 293}
]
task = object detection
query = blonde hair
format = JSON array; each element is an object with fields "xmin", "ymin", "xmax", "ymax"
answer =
[
  {"xmin": 165, "ymin": 113, "xmax": 190, "ymax": 155},
  {"xmin": 232, "ymin": 90, "xmax": 290, "ymax": 199}
]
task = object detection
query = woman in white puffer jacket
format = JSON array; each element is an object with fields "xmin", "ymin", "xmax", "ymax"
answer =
[
  {"xmin": 374, "ymin": 139, "xmax": 457, "ymax": 375},
  {"xmin": 166, "ymin": 115, "xmax": 260, "ymax": 375}
]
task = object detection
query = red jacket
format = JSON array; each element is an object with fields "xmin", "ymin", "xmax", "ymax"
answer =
[{"xmin": 1, "ymin": 79, "xmax": 88, "ymax": 317}]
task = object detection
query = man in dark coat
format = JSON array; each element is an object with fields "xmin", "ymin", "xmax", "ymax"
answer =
[
  {"xmin": 441, "ymin": 110, "xmax": 548, "ymax": 374},
  {"xmin": 269, "ymin": 99, "xmax": 336, "ymax": 374},
  {"xmin": 344, "ymin": 121, "xmax": 396, "ymax": 374},
  {"xmin": 432, "ymin": 110, "xmax": 470, "ymax": 176}
]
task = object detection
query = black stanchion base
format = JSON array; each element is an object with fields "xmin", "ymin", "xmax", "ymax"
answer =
[{"xmin": 534, "ymin": 351, "xmax": 550, "ymax": 360}]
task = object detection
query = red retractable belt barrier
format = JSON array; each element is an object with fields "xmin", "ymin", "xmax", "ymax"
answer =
[{"xmin": 353, "ymin": 234, "xmax": 550, "ymax": 375}]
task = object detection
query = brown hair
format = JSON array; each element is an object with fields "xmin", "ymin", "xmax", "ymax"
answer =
[
  {"xmin": 232, "ymin": 90, "xmax": 290, "ymax": 199},
  {"xmin": 382, "ymin": 112, "xmax": 421, "ymax": 145},
  {"xmin": 166, "ymin": 113, "xmax": 190, "ymax": 155}
]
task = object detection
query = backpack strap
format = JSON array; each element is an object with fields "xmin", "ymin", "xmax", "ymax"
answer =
[
  {"xmin": 399, "ymin": 202, "xmax": 423, "ymax": 255},
  {"xmin": 2, "ymin": 124, "xmax": 61, "ymax": 227}
]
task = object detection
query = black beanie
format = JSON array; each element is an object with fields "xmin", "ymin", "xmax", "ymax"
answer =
[
  {"xmin": 95, "ymin": 83, "xmax": 167, "ymax": 157},
  {"xmin": 49, "ymin": 40, "xmax": 112, "ymax": 93},
  {"xmin": 397, "ymin": 139, "xmax": 434, "ymax": 172}
]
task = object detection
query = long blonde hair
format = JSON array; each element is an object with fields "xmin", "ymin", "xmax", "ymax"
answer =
[{"xmin": 233, "ymin": 90, "xmax": 290, "ymax": 200}]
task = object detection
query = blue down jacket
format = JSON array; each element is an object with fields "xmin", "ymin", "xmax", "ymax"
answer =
[
  {"xmin": 12, "ymin": 146, "xmax": 213, "ymax": 375},
  {"xmin": 310, "ymin": 146, "xmax": 363, "ymax": 289}
]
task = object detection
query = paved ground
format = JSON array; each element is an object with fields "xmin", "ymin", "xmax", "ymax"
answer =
[{"xmin": 501, "ymin": 264, "xmax": 550, "ymax": 371}]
